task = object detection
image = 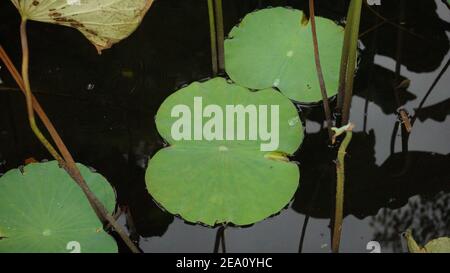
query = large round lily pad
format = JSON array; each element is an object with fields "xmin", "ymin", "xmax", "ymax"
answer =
[
  {"xmin": 146, "ymin": 77, "xmax": 303, "ymax": 226},
  {"xmin": 225, "ymin": 7, "xmax": 344, "ymax": 103},
  {"xmin": 0, "ymin": 161, "xmax": 117, "ymax": 253}
]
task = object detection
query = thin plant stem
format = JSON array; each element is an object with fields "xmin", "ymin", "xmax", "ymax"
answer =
[
  {"xmin": 213, "ymin": 228, "xmax": 220, "ymax": 253},
  {"xmin": 393, "ymin": 0, "xmax": 405, "ymax": 108},
  {"xmin": 298, "ymin": 215, "xmax": 309, "ymax": 253},
  {"xmin": 341, "ymin": 0, "xmax": 362, "ymax": 125},
  {"xmin": 0, "ymin": 45, "xmax": 84, "ymax": 172},
  {"xmin": 214, "ymin": 0, "xmax": 225, "ymax": 72},
  {"xmin": 336, "ymin": 4, "xmax": 352, "ymax": 113},
  {"xmin": 411, "ymin": 58, "xmax": 450, "ymax": 126},
  {"xmin": 20, "ymin": 19, "xmax": 63, "ymax": 163},
  {"xmin": 390, "ymin": 121, "xmax": 400, "ymax": 155},
  {"xmin": 10, "ymin": 20, "xmax": 140, "ymax": 253},
  {"xmin": 309, "ymin": 0, "xmax": 333, "ymax": 141},
  {"xmin": 207, "ymin": 0, "xmax": 218, "ymax": 76},
  {"xmin": 331, "ymin": 123, "xmax": 354, "ymax": 253},
  {"xmin": 220, "ymin": 226, "xmax": 226, "ymax": 253},
  {"xmin": 392, "ymin": 0, "xmax": 412, "ymax": 175},
  {"xmin": 213, "ymin": 225, "xmax": 226, "ymax": 253},
  {"xmin": 0, "ymin": 46, "xmax": 80, "ymax": 170},
  {"xmin": 359, "ymin": 20, "xmax": 385, "ymax": 38},
  {"xmin": 364, "ymin": 3, "xmax": 423, "ymax": 40}
]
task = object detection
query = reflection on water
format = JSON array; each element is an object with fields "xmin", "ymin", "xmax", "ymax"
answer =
[
  {"xmin": 371, "ymin": 191, "xmax": 450, "ymax": 253},
  {"xmin": 0, "ymin": 0, "xmax": 449, "ymax": 253}
]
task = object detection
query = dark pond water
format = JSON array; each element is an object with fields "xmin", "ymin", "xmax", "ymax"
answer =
[{"xmin": 0, "ymin": 0, "xmax": 449, "ymax": 253}]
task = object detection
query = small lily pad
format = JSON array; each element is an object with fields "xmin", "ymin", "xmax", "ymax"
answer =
[
  {"xmin": 0, "ymin": 161, "xmax": 117, "ymax": 253},
  {"xmin": 225, "ymin": 7, "xmax": 344, "ymax": 103},
  {"xmin": 146, "ymin": 77, "xmax": 303, "ymax": 226},
  {"xmin": 11, "ymin": 0, "xmax": 154, "ymax": 53}
]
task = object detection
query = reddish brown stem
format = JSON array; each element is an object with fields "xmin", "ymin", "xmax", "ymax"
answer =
[
  {"xmin": 0, "ymin": 42, "xmax": 140, "ymax": 253},
  {"xmin": 309, "ymin": 0, "xmax": 333, "ymax": 140}
]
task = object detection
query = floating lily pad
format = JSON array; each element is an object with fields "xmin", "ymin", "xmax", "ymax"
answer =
[
  {"xmin": 225, "ymin": 7, "xmax": 344, "ymax": 103},
  {"xmin": 11, "ymin": 0, "xmax": 153, "ymax": 53},
  {"xmin": 0, "ymin": 161, "xmax": 117, "ymax": 253},
  {"xmin": 406, "ymin": 230, "xmax": 450, "ymax": 253},
  {"xmin": 146, "ymin": 77, "xmax": 303, "ymax": 226}
]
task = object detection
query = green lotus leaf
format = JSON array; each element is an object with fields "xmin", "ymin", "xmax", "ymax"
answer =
[
  {"xmin": 406, "ymin": 230, "xmax": 450, "ymax": 253},
  {"xmin": 225, "ymin": 7, "xmax": 344, "ymax": 103},
  {"xmin": 424, "ymin": 237, "xmax": 450, "ymax": 253},
  {"xmin": 146, "ymin": 77, "xmax": 303, "ymax": 226},
  {"xmin": 0, "ymin": 161, "xmax": 117, "ymax": 253},
  {"xmin": 11, "ymin": 0, "xmax": 153, "ymax": 53}
]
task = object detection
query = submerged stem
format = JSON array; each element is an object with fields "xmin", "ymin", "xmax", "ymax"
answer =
[{"xmin": 332, "ymin": 123, "xmax": 354, "ymax": 253}]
